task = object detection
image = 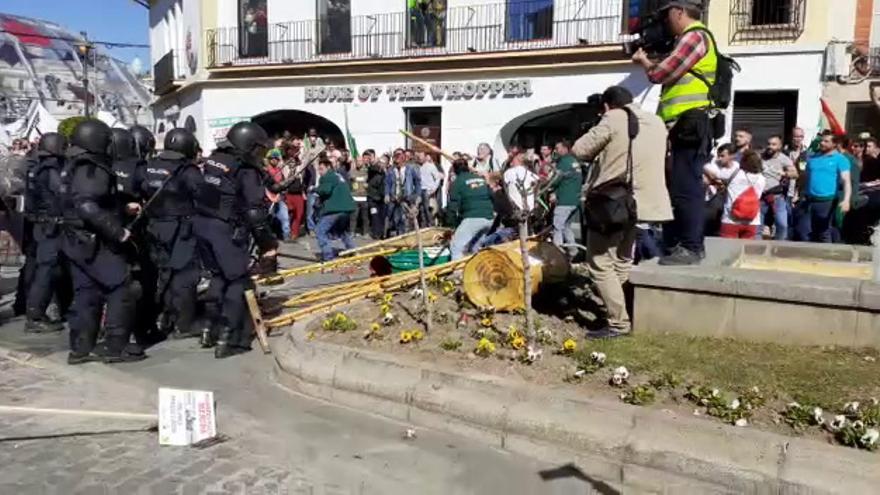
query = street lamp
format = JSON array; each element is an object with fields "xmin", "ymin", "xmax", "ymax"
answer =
[{"xmin": 77, "ymin": 32, "xmax": 94, "ymax": 118}]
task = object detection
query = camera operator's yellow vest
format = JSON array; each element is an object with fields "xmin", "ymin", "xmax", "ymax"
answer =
[{"xmin": 657, "ymin": 22, "xmax": 717, "ymax": 123}]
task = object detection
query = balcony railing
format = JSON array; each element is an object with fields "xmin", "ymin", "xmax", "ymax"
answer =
[
  {"xmin": 729, "ymin": 0, "xmax": 807, "ymax": 44},
  {"xmin": 206, "ymin": 0, "xmax": 624, "ymax": 68}
]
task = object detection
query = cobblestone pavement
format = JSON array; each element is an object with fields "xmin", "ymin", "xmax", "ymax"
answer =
[{"xmin": 0, "ymin": 239, "xmax": 631, "ymax": 495}]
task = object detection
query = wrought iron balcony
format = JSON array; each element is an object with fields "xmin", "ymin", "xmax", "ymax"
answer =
[
  {"xmin": 729, "ymin": 0, "xmax": 807, "ymax": 44},
  {"xmin": 206, "ymin": 0, "xmax": 626, "ymax": 68}
]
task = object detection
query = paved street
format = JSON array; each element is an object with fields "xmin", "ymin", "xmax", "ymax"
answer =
[{"xmin": 0, "ymin": 239, "xmax": 623, "ymax": 495}]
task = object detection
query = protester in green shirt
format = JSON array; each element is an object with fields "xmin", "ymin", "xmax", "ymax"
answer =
[
  {"xmin": 446, "ymin": 159, "xmax": 494, "ymax": 260},
  {"xmin": 548, "ymin": 140, "xmax": 583, "ymax": 257},
  {"xmin": 315, "ymin": 159, "xmax": 356, "ymax": 261}
]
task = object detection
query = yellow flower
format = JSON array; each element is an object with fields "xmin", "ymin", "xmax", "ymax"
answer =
[
  {"xmin": 413, "ymin": 330, "xmax": 424, "ymax": 341},
  {"xmin": 507, "ymin": 326, "xmax": 522, "ymax": 342},
  {"xmin": 383, "ymin": 293, "xmax": 393, "ymax": 304},
  {"xmin": 475, "ymin": 337, "xmax": 496, "ymax": 356},
  {"xmin": 370, "ymin": 323, "xmax": 381, "ymax": 333},
  {"xmin": 441, "ymin": 280, "xmax": 456, "ymax": 295},
  {"xmin": 480, "ymin": 317, "xmax": 494, "ymax": 328},
  {"xmin": 400, "ymin": 331, "xmax": 413, "ymax": 344},
  {"xmin": 562, "ymin": 339, "xmax": 577, "ymax": 353},
  {"xmin": 380, "ymin": 303, "xmax": 391, "ymax": 314},
  {"xmin": 306, "ymin": 331, "xmax": 316, "ymax": 341},
  {"xmin": 511, "ymin": 336, "xmax": 526, "ymax": 350},
  {"xmin": 427, "ymin": 292, "xmax": 437, "ymax": 303},
  {"xmin": 322, "ymin": 319, "xmax": 332, "ymax": 330},
  {"xmin": 428, "ymin": 273, "xmax": 440, "ymax": 284}
]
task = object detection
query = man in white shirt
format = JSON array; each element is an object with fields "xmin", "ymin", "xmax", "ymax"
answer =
[
  {"xmin": 502, "ymin": 153, "xmax": 538, "ymax": 213},
  {"xmin": 417, "ymin": 151, "xmax": 444, "ymax": 227}
]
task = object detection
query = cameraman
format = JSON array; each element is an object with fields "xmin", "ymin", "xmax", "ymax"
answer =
[
  {"xmin": 632, "ymin": 0, "xmax": 715, "ymax": 265},
  {"xmin": 573, "ymin": 86, "xmax": 672, "ymax": 339}
]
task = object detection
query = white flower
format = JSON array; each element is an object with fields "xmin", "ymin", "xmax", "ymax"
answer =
[
  {"xmin": 751, "ymin": 386, "xmax": 760, "ymax": 394},
  {"xmin": 410, "ymin": 288, "xmax": 423, "ymax": 299},
  {"xmin": 729, "ymin": 399, "xmax": 741, "ymax": 411},
  {"xmin": 710, "ymin": 389, "xmax": 720, "ymax": 398},
  {"xmin": 574, "ymin": 369, "xmax": 586, "ymax": 378},
  {"xmin": 734, "ymin": 418, "xmax": 749, "ymax": 427},
  {"xmin": 609, "ymin": 368, "xmax": 628, "ymax": 387},
  {"xmin": 860, "ymin": 428, "xmax": 880, "ymax": 447},
  {"xmin": 526, "ymin": 346, "xmax": 543, "ymax": 363},
  {"xmin": 382, "ymin": 312, "xmax": 396, "ymax": 324},
  {"xmin": 613, "ymin": 366, "xmax": 630, "ymax": 380},
  {"xmin": 590, "ymin": 352, "xmax": 607, "ymax": 364},
  {"xmin": 829, "ymin": 415, "xmax": 847, "ymax": 432},
  {"xmin": 844, "ymin": 402, "xmax": 860, "ymax": 415},
  {"xmin": 787, "ymin": 402, "xmax": 801, "ymax": 410},
  {"xmin": 812, "ymin": 407, "xmax": 824, "ymax": 425},
  {"xmin": 853, "ymin": 420, "xmax": 865, "ymax": 430},
  {"xmin": 872, "ymin": 398, "xmax": 879, "ymax": 406}
]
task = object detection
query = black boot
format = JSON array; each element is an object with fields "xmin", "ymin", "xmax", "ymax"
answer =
[
  {"xmin": 200, "ymin": 325, "xmax": 216, "ymax": 348},
  {"xmin": 24, "ymin": 318, "xmax": 64, "ymax": 334},
  {"xmin": 214, "ymin": 327, "xmax": 248, "ymax": 359},
  {"xmin": 248, "ymin": 255, "xmax": 278, "ymax": 277},
  {"xmin": 67, "ymin": 351, "xmax": 101, "ymax": 365},
  {"xmin": 96, "ymin": 338, "xmax": 147, "ymax": 364}
]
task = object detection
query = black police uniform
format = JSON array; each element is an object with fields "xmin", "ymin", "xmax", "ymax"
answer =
[
  {"xmin": 23, "ymin": 146, "xmax": 70, "ymax": 332},
  {"xmin": 111, "ymin": 132, "xmax": 162, "ymax": 345},
  {"xmin": 62, "ymin": 131, "xmax": 141, "ymax": 364},
  {"xmin": 137, "ymin": 150, "xmax": 200, "ymax": 339},
  {"xmin": 193, "ymin": 145, "xmax": 277, "ymax": 357}
]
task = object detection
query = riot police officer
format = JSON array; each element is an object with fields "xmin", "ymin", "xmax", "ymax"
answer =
[
  {"xmin": 23, "ymin": 133, "xmax": 71, "ymax": 333},
  {"xmin": 193, "ymin": 122, "xmax": 278, "ymax": 358},
  {"xmin": 137, "ymin": 128, "xmax": 201, "ymax": 341},
  {"xmin": 111, "ymin": 128, "xmax": 162, "ymax": 345},
  {"xmin": 62, "ymin": 120, "xmax": 142, "ymax": 364}
]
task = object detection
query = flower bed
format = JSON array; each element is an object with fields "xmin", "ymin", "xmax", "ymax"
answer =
[{"xmin": 304, "ymin": 275, "xmax": 880, "ymax": 452}]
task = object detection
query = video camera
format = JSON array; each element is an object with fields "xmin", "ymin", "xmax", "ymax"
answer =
[
  {"xmin": 623, "ymin": 10, "xmax": 676, "ymax": 57},
  {"xmin": 576, "ymin": 93, "xmax": 605, "ymax": 136}
]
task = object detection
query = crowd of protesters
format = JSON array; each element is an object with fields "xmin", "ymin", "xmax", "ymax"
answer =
[
  {"xmin": 704, "ymin": 127, "xmax": 880, "ymax": 246},
  {"xmin": 257, "ymin": 128, "xmax": 584, "ymax": 262}
]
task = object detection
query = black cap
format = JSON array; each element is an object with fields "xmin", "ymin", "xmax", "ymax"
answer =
[
  {"xmin": 110, "ymin": 128, "xmax": 136, "ymax": 160},
  {"xmin": 71, "ymin": 120, "xmax": 113, "ymax": 156},
  {"xmin": 659, "ymin": 0, "xmax": 703, "ymax": 11},
  {"xmin": 37, "ymin": 132, "xmax": 67, "ymax": 157},
  {"xmin": 164, "ymin": 128, "xmax": 200, "ymax": 159}
]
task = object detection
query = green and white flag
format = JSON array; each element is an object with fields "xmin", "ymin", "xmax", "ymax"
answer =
[{"xmin": 344, "ymin": 105, "xmax": 359, "ymax": 159}]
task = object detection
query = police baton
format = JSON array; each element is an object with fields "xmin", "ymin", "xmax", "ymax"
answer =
[{"xmin": 124, "ymin": 172, "xmax": 176, "ymax": 231}]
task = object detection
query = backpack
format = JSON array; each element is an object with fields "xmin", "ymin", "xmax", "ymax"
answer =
[
  {"xmin": 688, "ymin": 28, "xmax": 740, "ymax": 109},
  {"xmin": 730, "ymin": 172, "xmax": 760, "ymax": 222}
]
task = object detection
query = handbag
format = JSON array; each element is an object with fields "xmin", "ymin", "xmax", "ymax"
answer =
[
  {"xmin": 704, "ymin": 167, "xmax": 739, "ymax": 225},
  {"xmin": 584, "ymin": 108, "xmax": 639, "ymax": 234}
]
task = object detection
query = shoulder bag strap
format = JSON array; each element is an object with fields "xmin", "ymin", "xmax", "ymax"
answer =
[{"xmin": 622, "ymin": 107, "xmax": 639, "ymax": 192}]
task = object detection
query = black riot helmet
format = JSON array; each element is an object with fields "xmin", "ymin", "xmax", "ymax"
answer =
[
  {"xmin": 38, "ymin": 132, "xmax": 68, "ymax": 157},
  {"xmin": 226, "ymin": 121, "xmax": 270, "ymax": 160},
  {"xmin": 130, "ymin": 125, "xmax": 156, "ymax": 159},
  {"xmin": 164, "ymin": 128, "xmax": 200, "ymax": 159},
  {"xmin": 71, "ymin": 120, "xmax": 113, "ymax": 156},
  {"xmin": 110, "ymin": 128, "xmax": 136, "ymax": 160}
]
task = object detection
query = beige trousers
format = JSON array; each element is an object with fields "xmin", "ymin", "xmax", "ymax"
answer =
[{"xmin": 585, "ymin": 227, "xmax": 637, "ymax": 333}]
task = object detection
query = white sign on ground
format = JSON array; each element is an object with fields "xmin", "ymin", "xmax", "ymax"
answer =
[{"xmin": 157, "ymin": 387, "xmax": 217, "ymax": 446}]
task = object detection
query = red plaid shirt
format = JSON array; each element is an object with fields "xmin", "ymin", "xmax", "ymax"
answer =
[{"xmin": 647, "ymin": 31, "xmax": 708, "ymax": 86}]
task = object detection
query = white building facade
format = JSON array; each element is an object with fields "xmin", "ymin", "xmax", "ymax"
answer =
[{"xmin": 148, "ymin": 0, "xmax": 838, "ymax": 155}]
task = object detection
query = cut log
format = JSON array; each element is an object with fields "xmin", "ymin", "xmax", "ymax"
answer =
[{"xmin": 462, "ymin": 241, "xmax": 570, "ymax": 311}]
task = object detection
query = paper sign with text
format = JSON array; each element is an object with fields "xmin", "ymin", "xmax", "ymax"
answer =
[{"xmin": 158, "ymin": 388, "xmax": 217, "ymax": 446}]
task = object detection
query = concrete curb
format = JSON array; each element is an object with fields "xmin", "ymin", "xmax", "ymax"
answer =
[{"xmin": 273, "ymin": 318, "xmax": 880, "ymax": 494}]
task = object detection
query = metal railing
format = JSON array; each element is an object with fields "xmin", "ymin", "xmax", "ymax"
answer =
[
  {"xmin": 729, "ymin": 0, "xmax": 807, "ymax": 44},
  {"xmin": 206, "ymin": 0, "xmax": 624, "ymax": 68}
]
